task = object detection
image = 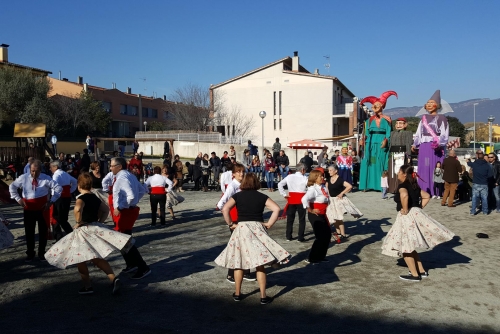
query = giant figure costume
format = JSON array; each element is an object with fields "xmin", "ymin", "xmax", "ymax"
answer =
[
  {"xmin": 412, "ymin": 90, "xmax": 449, "ymax": 196},
  {"xmin": 358, "ymin": 91, "xmax": 397, "ymax": 191},
  {"xmin": 388, "ymin": 117, "xmax": 414, "ymax": 193}
]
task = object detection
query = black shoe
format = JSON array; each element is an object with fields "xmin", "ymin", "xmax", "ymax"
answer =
[
  {"xmin": 232, "ymin": 293, "xmax": 241, "ymax": 302},
  {"xmin": 25, "ymin": 256, "xmax": 35, "ymax": 263},
  {"xmin": 296, "ymin": 239, "xmax": 306, "ymax": 243},
  {"xmin": 121, "ymin": 266, "xmax": 138, "ymax": 274},
  {"xmin": 399, "ymin": 274, "xmax": 421, "ymax": 282},
  {"xmin": 409, "ymin": 271, "xmax": 428, "ymax": 278},
  {"xmin": 339, "ymin": 235, "xmax": 349, "ymax": 242},
  {"xmin": 260, "ymin": 296, "xmax": 273, "ymax": 305},
  {"xmin": 131, "ymin": 268, "xmax": 151, "ymax": 280},
  {"xmin": 243, "ymin": 274, "xmax": 256, "ymax": 282},
  {"xmin": 112, "ymin": 277, "xmax": 121, "ymax": 294},
  {"xmin": 150, "ymin": 223, "xmax": 157, "ymax": 227},
  {"xmin": 226, "ymin": 276, "xmax": 235, "ymax": 284},
  {"xmin": 39, "ymin": 256, "xmax": 47, "ymax": 262},
  {"xmin": 79, "ymin": 287, "xmax": 94, "ymax": 295}
]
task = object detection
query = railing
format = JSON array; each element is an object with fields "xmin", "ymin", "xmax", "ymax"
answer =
[
  {"xmin": 0, "ymin": 146, "xmax": 45, "ymax": 163},
  {"xmin": 135, "ymin": 132, "xmax": 246, "ymax": 145}
]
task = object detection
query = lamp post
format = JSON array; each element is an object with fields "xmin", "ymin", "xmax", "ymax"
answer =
[
  {"xmin": 473, "ymin": 103, "xmax": 478, "ymax": 151},
  {"xmin": 259, "ymin": 111, "xmax": 266, "ymax": 150},
  {"xmin": 488, "ymin": 115, "xmax": 495, "ymax": 153},
  {"xmin": 144, "ymin": 121, "xmax": 147, "ymax": 132}
]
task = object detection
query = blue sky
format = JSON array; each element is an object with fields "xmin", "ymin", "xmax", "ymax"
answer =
[{"xmin": 1, "ymin": 0, "xmax": 499, "ymax": 108}]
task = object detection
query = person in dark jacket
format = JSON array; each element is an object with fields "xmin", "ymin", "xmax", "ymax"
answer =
[
  {"xmin": 299, "ymin": 152, "xmax": 313, "ymax": 174},
  {"xmin": 193, "ymin": 152, "xmax": 203, "ymax": 191},
  {"xmin": 81, "ymin": 149, "xmax": 91, "ymax": 173},
  {"xmin": 210, "ymin": 152, "xmax": 221, "ymax": 185},
  {"xmin": 487, "ymin": 152, "xmax": 500, "ymax": 213},
  {"xmin": 440, "ymin": 150, "xmax": 462, "ymax": 207},
  {"xmin": 276, "ymin": 150, "xmax": 290, "ymax": 180},
  {"xmin": 467, "ymin": 150, "xmax": 493, "ymax": 215}
]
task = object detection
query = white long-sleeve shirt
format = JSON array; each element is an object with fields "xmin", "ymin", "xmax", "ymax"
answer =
[
  {"xmin": 102, "ymin": 171, "xmax": 114, "ymax": 192},
  {"xmin": 9, "ymin": 173, "xmax": 62, "ymax": 203},
  {"xmin": 217, "ymin": 179, "xmax": 241, "ymax": 210},
  {"xmin": 52, "ymin": 169, "xmax": 77, "ymax": 194},
  {"xmin": 301, "ymin": 184, "xmax": 330, "ymax": 209},
  {"xmin": 112, "ymin": 170, "xmax": 146, "ymax": 210},
  {"xmin": 220, "ymin": 170, "xmax": 233, "ymax": 193},
  {"xmin": 278, "ymin": 172, "xmax": 307, "ymax": 197},
  {"xmin": 381, "ymin": 176, "xmax": 389, "ymax": 188},
  {"xmin": 144, "ymin": 174, "xmax": 173, "ymax": 194}
]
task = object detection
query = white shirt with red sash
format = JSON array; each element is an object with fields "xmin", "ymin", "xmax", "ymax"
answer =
[
  {"xmin": 9, "ymin": 173, "xmax": 62, "ymax": 210},
  {"xmin": 102, "ymin": 171, "xmax": 114, "ymax": 192},
  {"xmin": 278, "ymin": 172, "xmax": 307, "ymax": 203},
  {"xmin": 220, "ymin": 170, "xmax": 233, "ymax": 193},
  {"xmin": 113, "ymin": 170, "xmax": 146, "ymax": 210},
  {"xmin": 144, "ymin": 174, "xmax": 173, "ymax": 194},
  {"xmin": 301, "ymin": 184, "xmax": 330, "ymax": 215},
  {"xmin": 52, "ymin": 169, "xmax": 77, "ymax": 198}
]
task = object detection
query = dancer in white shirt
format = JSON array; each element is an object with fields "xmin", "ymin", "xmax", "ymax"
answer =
[
  {"xmin": 144, "ymin": 166, "xmax": 173, "ymax": 226},
  {"xmin": 278, "ymin": 163, "xmax": 308, "ymax": 242},
  {"xmin": 9, "ymin": 160, "xmax": 62, "ymax": 262},
  {"xmin": 50, "ymin": 161, "xmax": 78, "ymax": 240}
]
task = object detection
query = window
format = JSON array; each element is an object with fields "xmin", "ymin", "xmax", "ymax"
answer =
[
  {"xmin": 279, "ymin": 119, "xmax": 282, "ymax": 130},
  {"xmin": 274, "ymin": 119, "xmax": 276, "ymax": 130},
  {"xmin": 128, "ymin": 105, "xmax": 138, "ymax": 116},
  {"xmin": 152, "ymin": 109, "xmax": 158, "ymax": 118},
  {"xmin": 102, "ymin": 101, "xmax": 112, "ymax": 113},
  {"xmin": 120, "ymin": 104, "xmax": 127, "ymax": 115},
  {"xmin": 279, "ymin": 91, "xmax": 282, "ymax": 115},
  {"xmin": 273, "ymin": 92, "xmax": 276, "ymax": 116},
  {"xmin": 163, "ymin": 111, "xmax": 168, "ymax": 119},
  {"xmin": 142, "ymin": 107, "xmax": 148, "ymax": 117}
]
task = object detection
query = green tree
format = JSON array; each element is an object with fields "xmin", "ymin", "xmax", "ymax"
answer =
[
  {"xmin": 0, "ymin": 66, "xmax": 54, "ymax": 127},
  {"xmin": 446, "ymin": 116, "xmax": 466, "ymax": 142}
]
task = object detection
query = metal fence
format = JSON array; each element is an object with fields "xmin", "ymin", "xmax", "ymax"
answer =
[{"xmin": 135, "ymin": 132, "xmax": 246, "ymax": 145}]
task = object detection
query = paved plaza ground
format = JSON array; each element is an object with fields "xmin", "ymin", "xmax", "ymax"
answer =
[{"xmin": 0, "ymin": 186, "xmax": 499, "ymax": 334}]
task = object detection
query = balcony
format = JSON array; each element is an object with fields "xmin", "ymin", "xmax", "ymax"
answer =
[{"xmin": 333, "ymin": 103, "xmax": 354, "ymax": 117}]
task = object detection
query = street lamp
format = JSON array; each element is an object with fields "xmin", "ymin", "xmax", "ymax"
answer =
[
  {"xmin": 488, "ymin": 115, "xmax": 495, "ymax": 153},
  {"xmin": 259, "ymin": 110, "xmax": 267, "ymax": 149},
  {"xmin": 473, "ymin": 103, "xmax": 479, "ymax": 151},
  {"xmin": 143, "ymin": 121, "xmax": 147, "ymax": 132}
]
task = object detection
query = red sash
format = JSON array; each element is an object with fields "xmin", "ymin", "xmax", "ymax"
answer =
[
  {"xmin": 24, "ymin": 197, "xmax": 48, "ymax": 211},
  {"xmin": 279, "ymin": 192, "xmax": 305, "ymax": 219},
  {"xmin": 310, "ymin": 202, "xmax": 328, "ymax": 215},
  {"xmin": 113, "ymin": 207, "xmax": 140, "ymax": 232},
  {"xmin": 151, "ymin": 186, "xmax": 166, "ymax": 195},
  {"xmin": 61, "ymin": 185, "xmax": 72, "ymax": 198}
]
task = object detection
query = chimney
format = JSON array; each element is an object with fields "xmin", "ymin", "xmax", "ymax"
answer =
[
  {"xmin": 127, "ymin": 87, "xmax": 132, "ymax": 94},
  {"xmin": 78, "ymin": 76, "xmax": 83, "ymax": 84},
  {"xmin": 62, "ymin": 78, "xmax": 68, "ymax": 81},
  {"xmin": 314, "ymin": 68, "xmax": 319, "ymax": 75},
  {"xmin": 0, "ymin": 44, "xmax": 9, "ymax": 62},
  {"xmin": 292, "ymin": 51, "xmax": 299, "ymax": 72},
  {"xmin": 163, "ymin": 95, "xmax": 166, "ymax": 101},
  {"xmin": 83, "ymin": 83, "xmax": 88, "ymax": 92}
]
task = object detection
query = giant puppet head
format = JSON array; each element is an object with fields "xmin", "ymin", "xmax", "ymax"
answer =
[
  {"xmin": 424, "ymin": 90, "xmax": 441, "ymax": 114},
  {"xmin": 360, "ymin": 91, "xmax": 398, "ymax": 114},
  {"xmin": 395, "ymin": 117, "xmax": 408, "ymax": 130}
]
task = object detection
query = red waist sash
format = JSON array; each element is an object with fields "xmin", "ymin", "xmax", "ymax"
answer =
[
  {"xmin": 24, "ymin": 197, "xmax": 48, "ymax": 211},
  {"xmin": 113, "ymin": 207, "xmax": 140, "ymax": 232},
  {"xmin": 150, "ymin": 186, "xmax": 166, "ymax": 195},
  {"xmin": 287, "ymin": 192, "xmax": 305, "ymax": 205},
  {"xmin": 61, "ymin": 185, "xmax": 72, "ymax": 198},
  {"xmin": 229, "ymin": 207, "xmax": 238, "ymax": 222},
  {"xmin": 310, "ymin": 202, "xmax": 328, "ymax": 215}
]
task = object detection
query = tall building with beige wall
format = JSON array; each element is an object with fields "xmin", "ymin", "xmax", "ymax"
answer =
[{"xmin": 210, "ymin": 51, "xmax": 368, "ymax": 149}]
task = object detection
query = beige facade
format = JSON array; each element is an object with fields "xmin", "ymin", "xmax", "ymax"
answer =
[{"xmin": 210, "ymin": 52, "xmax": 368, "ymax": 150}]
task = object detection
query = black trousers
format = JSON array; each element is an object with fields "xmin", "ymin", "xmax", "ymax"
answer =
[
  {"xmin": 24, "ymin": 209, "xmax": 47, "ymax": 257},
  {"xmin": 307, "ymin": 213, "xmax": 331, "ymax": 262},
  {"xmin": 286, "ymin": 204, "xmax": 306, "ymax": 240},
  {"xmin": 53, "ymin": 197, "xmax": 73, "ymax": 239},
  {"xmin": 120, "ymin": 229, "xmax": 148, "ymax": 272},
  {"xmin": 226, "ymin": 225, "xmax": 250, "ymax": 278},
  {"xmin": 150, "ymin": 194, "xmax": 166, "ymax": 225}
]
